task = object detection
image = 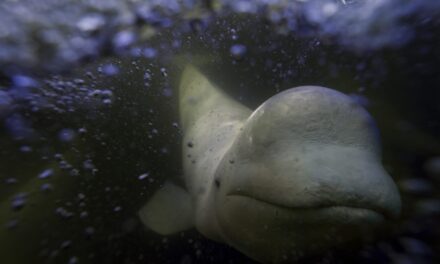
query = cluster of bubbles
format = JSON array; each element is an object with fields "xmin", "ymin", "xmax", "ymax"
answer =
[
  {"xmin": 0, "ymin": 0, "xmax": 438, "ymax": 126},
  {"xmin": 0, "ymin": 0, "xmax": 439, "ymax": 76}
]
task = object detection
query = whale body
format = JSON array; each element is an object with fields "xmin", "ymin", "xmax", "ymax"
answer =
[{"xmin": 139, "ymin": 65, "xmax": 401, "ymax": 263}]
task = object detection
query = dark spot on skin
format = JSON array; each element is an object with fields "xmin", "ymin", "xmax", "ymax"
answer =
[
  {"xmin": 191, "ymin": 160, "xmax": 196, "ymax": 164},
  {"xmin": 187, "ymin": 141, "xmax": 194, "ymax": 148},
  {"xmin": 229, "ymin": 159, "xmax": 235, "ymax": 164},
  {"xmin": 214, "ymin": 179, "xmax": 221, "ymax": 188}
]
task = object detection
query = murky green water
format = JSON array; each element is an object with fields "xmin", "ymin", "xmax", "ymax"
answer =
[{"xmin": 1, "ymin": 1, "xmax": 439, "ymax": 263}]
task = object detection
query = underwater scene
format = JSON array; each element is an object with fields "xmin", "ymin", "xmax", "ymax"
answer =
[{"xmin": 0, "ymin": 0, "xmax": 439, "ymax": 263}]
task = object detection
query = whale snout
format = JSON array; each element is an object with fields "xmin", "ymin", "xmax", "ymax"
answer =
[
  {"xmin": 212, "ymin": 86, "xmax": 401, "ymax": 263},
  {"xmin": 222, "ymin": 143, "xmax": 400, "ymax": 221}
]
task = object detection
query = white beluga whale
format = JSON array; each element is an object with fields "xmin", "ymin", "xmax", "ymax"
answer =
[{"xmin": 139, "ymin": 65, "xmax": 401, "ymax": 263}]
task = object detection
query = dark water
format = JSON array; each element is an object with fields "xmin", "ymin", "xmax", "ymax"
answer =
[{"xmin": 1, "ymin": 1, "xmax": 440, "ymax": 263}]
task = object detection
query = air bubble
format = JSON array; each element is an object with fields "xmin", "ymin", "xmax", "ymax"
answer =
[
  {"xmin": 143, "ymin": 47, "xmax": 157, "ymax": 58},
  {"xmin": 230, "ymin": 44, "xmax": 247, "ymax": 60},
  {"xmin": 58, "ymin": 128, "xmax": 76, "ymax": 142},
  {"xmin": 38, "ymin": 168, "xmax": 54, "ymax": 179},
  {"xmin": 40, "ymin": 183, "xmax": 53, "ymax": 192},
  {"xmin": 160, "ymin": 67, "xmax": 168, "ymax": 77},
  {"xmin": 5, "ymin": 178, "xmax": 18, "ymax": 184},
  {"xmin": 138, "ymin": 173, "xmax": 149, "ymax": 180},
  {"xmin": 11, "ymin": 193, "xmax": 27, "ymax": 211},
  {"xmin": 77, "ymin": 14, "xmax": 105, "ymax": 33},
  {"xmin": 113, "ymin": 30, "xmax": 136, "ymax": 50},
  {"xmin": 101, "ymin": 64, "xmax": 120, "ymax": 76},
  {"xmin": 55, "ymin": 207, "xmax": 74, "ymax": 219}
]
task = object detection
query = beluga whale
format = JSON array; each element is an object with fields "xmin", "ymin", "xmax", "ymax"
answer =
[{"xmin": 139, "ymin": 64, "xmax": 401, "ymax": 263}]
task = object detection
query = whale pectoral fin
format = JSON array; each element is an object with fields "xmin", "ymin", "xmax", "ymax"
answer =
[{"xmin": 138, "ymin": 182, "xmax": 194, "ymax": 235}]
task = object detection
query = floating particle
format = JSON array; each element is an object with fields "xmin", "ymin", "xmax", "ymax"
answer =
[
  {"xmin": 78, "ymin": 193, "xmax": 86, "ymax": 200},
  {"xmin": 68, "ymin": 256, "xmax": 79, "ymax": 264},
  {"xmin": 88, "ymin": 89, "xmax": 102, "ymax": 97},
  {"xmin": 73, "ymin": 78, "xmax": 85, "ymax": 85},
  {"xmin": 59, "ymin": 161, "xmax": 73, "ymax": 170},
  {"xmin": 138, "ymin": 173, "xmax": 149, "ymax": 180},
  {"xmin": 113, "ymin": 206, "xmax": 122, "ymax": 212},
  {"xmin": 54, "ymin": 153, "xmax": 64, "ymax": 161},
  {"xmin": 160, "ymin": 67, "xmax": 168, "ymax": 77},
  {"xmin": 143, "ymin": 47, "xmax": 157, "ymax": 58},
  {"xmin": 189, "ymin": 18, "xmax": 207, "ymax": 34},
  {"xmin": 58, "ymin": 128, "xmax": 76, "ymax": 142},
  {"xmin": 143, "ymin": 71, "xmax": 152, "ymax": 87},
  {"xmin": 230, "ymin": 44, "xmax": 247, "ymax": 59},
  {"xmin": 399, "ymin": 237, "xmax": 432, "ymax": 256},
  {"xmin": 5, "ymin": 178, "xmax": 17, "ymax": 184},
  {"xmin": 38, "ymin": 169, "xmax": 54, "ymax": 179},
  {"xmin": 19, "ymin": 145, "xmax": 32, "ymax": 153},
  {"xmin": 5, "ymin": 219, "xmax": 18, "ymax": 230},
  {"xmin": 127, "ymin": 46, "xmax": 141, "ymax": 57},
  {"xmin": 113, "ymin": 30, "xmax": 136, "ymax": 50},
  {"xmin": 399, "ymin": 178, "xmax": 433, "ymax": 195},
  {"xmin": 0, "ymin": 90, "xmax": 12, "ymax": 114},
  {"xmin": 85, "ymin": 72, "xmax": 95, "ymax": 80},
  {"xmin": 55, "ymin": 207, "xmax": 74, "ymax": 219},
  {"xmin": 424, "ymin": 156, "xmax": 440, "ymax": 176},
  {"xmin": 40, "ymin": 183, "xmax": 53, "ymax": 192},
  {"xmin": 77, "ymin": 14, "xmax": 105, "ymax": 33},
  {"xmin": 79, "ymin": 211, "xmax": 88, "ymax": 219},
  {"xmin": 78, "ymin": 127, "xmax": 87, "ymax": 135},
  {"xmin": 60, "ymin": 240, "xmax": 72, "ymax": 249},
  {"xmin": 349, "ymin": 93, "xmax": 370, "ymax": 107},
  {"xmin": 162, "ymin": 87, "xmax": 173, "ymax": 97},
  {"xmin": 12, "ymin": 75, "xmax": 39, "ymax": 88},
  {"xmin": 5, "ymin": 114, "xmax": 33, "ymax": 139},
  {"xmin": 102, "ymin": 64, "xmax": 120, "ymax": 76},
  {"xmin": 101, "ymin": 89, "xmax": 113, "ymax": 97},
  {"xmin": 143, "ymin": 71, "xmax": 152, "ymax": 81},
  {"xmin": 122, "ymin": 218, "xmax": 138, "ymax": 233},
  {"xmin": 11, "ymin": 193, "xmax": 27, "ymax": 211},
  {"xmin": 84, "ymin": 226, "xmax": 95, "ymax": 238},
  {"xmin": 83, "ymin": 159, "xmax": 96, "ymax": 170},
  {"xmin": 416, "ymin": 199, "xmax": 440, "ymax": 215}
]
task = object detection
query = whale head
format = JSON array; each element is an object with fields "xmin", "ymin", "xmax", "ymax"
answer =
[{"xmin": 212, "ymin": 86, "xmax": 401, "ymax": 262}]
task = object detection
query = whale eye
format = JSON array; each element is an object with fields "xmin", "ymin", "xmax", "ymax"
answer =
[{"xmin": 214, "ymin": 179, "xmax": 221, "ymax": 189}]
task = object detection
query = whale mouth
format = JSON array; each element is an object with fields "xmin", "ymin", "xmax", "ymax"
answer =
[{"xmin": 226, "ymin": 193, "xmax": 387, "ymax": 225}]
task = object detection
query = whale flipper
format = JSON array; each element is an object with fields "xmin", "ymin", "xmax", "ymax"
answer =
[
  {"xmin": 138, "ymin": 182, "xmax": 194, "ymax": 235},
  {"xmin": 139, "ymin": 65, "xmax": 249, "ymax": 238}
]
